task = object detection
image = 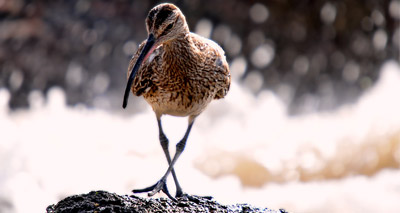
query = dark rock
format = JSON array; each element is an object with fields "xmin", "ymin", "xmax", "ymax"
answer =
[{"xmin": 46, "ymin": 190, "xmax": 286, "ymax": 213}]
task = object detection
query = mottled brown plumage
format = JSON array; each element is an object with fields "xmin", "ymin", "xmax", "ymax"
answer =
[
  {"xmin": 127, "ymin": 6, "xmax": 230, "ymax": 121},
  {"xmin": 123, "ymin": 3, "xmax": 230, "ymax": 200}
]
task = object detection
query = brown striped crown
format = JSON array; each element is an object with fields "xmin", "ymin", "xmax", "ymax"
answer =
[{"xmin": 145, "ymin": 3, "xmax": 188, "ymax": 41}]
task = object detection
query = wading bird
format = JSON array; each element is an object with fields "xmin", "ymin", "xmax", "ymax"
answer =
[{"xmin": 123, "ymin": 3, "xmax": 231, "ymax": 200}]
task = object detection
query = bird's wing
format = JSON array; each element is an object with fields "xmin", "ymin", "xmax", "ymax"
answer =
[{"xmin": 191, "ymin": 33, "xmax": 231, "ymax": 99}]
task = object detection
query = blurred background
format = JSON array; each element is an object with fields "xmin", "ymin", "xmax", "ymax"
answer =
[{"xmin": 0, "ymin": 0, "xmax": 400, "ymax": 212}]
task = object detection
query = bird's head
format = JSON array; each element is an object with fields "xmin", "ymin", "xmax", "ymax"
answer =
[
  {"xmin": 123, "ymin": 3, "xmax": 188, "ymax": 108},
  {"xmin": 146, "ymin": 3, "xmax": 189, "ymax": 44}
]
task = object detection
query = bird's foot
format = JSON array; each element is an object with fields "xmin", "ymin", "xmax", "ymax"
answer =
[
  {"xmin": 133, "ymin": 179, "xmax": 176, "ymax": 201},
  {"xmin": 177, "ymin": 193, "xmax": 213, "ymax": 202},
  {"xmin": 175, "ymin": 188, "xmax": 183, "ymax": 198}
]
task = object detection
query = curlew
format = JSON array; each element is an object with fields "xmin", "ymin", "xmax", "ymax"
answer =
[{"xmin": 122, "ymin": 3, "xmax": 231, "ymax": 200}]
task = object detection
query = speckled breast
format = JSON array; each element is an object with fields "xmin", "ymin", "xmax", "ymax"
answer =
[{"xmin": 143, "ymin": 79, "xmax": 215, "ymax": 117}]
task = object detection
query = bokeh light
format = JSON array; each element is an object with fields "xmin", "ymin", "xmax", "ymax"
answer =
[{"xmin": 0, "ymin": 1, "xmax": 399, "ymax": 213}]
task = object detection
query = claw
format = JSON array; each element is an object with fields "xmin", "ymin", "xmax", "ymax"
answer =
[
  {"xmin": 132, "ymin": 182, "xmax": 158, "ymax": 194},
  {"xmin": 175, "ymin": 188, "xmax": 183, "ymax": 198},
  {"xmin": 147, "ymin": 180, "xmax": 165, "ymax": 196},
  {"xmin": 162, "ymin": 183, "xmax": 177, "ymax": 202},
  {"xmin": 178, "ymin": 193, "xmax": 213, "ymax": 202},
  {"xmin": 133, "ymin": 179, "xmax": 177, "ymax": 201}
]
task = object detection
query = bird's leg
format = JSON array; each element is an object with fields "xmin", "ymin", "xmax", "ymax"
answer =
[
  {"xmin": 133, "ymin": 119, "xmax": 195, "ymax": 200},
  {"xmin": 133, "ymin": 119, "xmax": 182, "ymax": 200},
  {"xmin": 157, "ymin": 119, "xmax": 183, "ymax": 197}
]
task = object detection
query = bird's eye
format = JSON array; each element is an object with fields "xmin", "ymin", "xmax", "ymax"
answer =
[
  {"xmin": 160, "ymin": 23, "xmax": 175, "ymax": 37},
  {"xmin": 165, "ymin": 23, "xmax": 174, "ymax": 31}
]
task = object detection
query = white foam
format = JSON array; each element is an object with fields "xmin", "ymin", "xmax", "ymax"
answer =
[{"xmin": 0, "ymin": 60, "xmax": 400, "ymax": 213}]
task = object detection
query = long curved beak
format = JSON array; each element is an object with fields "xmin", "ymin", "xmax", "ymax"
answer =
[{"xmin": 123, "ymin": 34, "xmax": 155, "ymax": 108}]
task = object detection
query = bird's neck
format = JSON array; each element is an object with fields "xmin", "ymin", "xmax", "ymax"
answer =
[
  {"xmin": 163, "ymin": 32, "xmax": 191, "ymax": 52},
  {"xmin": 162, "ymin": 33, "xmax": 195, "ymax": 69}
]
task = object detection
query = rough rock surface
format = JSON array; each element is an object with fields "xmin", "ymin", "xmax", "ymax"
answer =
[{"xmin": 46, "ymin": 190, "xmax": 288, "ymax": 213}]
